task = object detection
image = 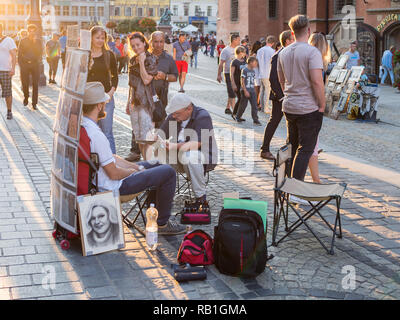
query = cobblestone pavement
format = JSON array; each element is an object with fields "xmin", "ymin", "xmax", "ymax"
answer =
[{"xmin": 0, "ymin": 54, "xmax": 400, "ymax": 300}]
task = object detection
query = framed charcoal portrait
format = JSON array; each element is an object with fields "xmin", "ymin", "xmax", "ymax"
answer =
[
  {"xmin": 63, "ymin": 143, "xmax": 77, "ymax": 186},
  {"xmin": 51, "ymin": 177, "xmax": 61, "ymax": 222},
  {"xmin": 77, "ymin": 191, "xmax": 125, "ymax": 256},
  {"xmin": 67, "ymin": 97, "xmax": 82, "ymax": 140},
  {"xmin": 53, "ymin": 133, "xmax": 65, "ymax": 180},
  {"xmin": 63, "ymin": 49, "xmax": 89, "ymax": 95},
  {"xmin": 59, "ymin": 187, "xmax": 77, "ymax": 233},
  {"xmin": 348, "ymin": 66, "xmax": 365, "ymax": 83}
]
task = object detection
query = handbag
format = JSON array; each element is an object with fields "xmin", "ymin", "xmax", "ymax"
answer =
[
  {"xmin": 177, "ymin": 229, "xmax": 214, "ymax": 266},
  {"xmin": 179, "ymin": 42, "xmax": 192, "ymax": 63},
  {"xmin": 150, "ymin": 82, "xmax": 166, "ymax": 123}
]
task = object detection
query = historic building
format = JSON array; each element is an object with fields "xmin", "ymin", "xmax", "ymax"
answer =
[
  {"xmin": 0, "ymin": 0, "xmax": 31, "ymax": 34},
  {"xmin": 170, "ymin": 0, "xmax": 218, "ymax": 34},
  {"xmin": 218, "ymin": 0, "xmax": 400, "ymax": 74},
  {"xmin": 109, "ymin": 0, "xmax": 170, "ymax": 23}
]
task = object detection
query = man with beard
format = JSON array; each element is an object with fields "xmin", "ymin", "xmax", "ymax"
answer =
[{"xmin": 82, "ymin": 82, "xmax": 185, "ymax": 235}]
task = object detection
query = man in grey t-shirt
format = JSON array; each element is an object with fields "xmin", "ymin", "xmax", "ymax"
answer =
[
  {"xmin": 217, "ymin": 34, "xmax": 241, "ymax": 115},
  {"xmin": 277, "ymin": 15, "xmax": 325, "ymax": 181}
]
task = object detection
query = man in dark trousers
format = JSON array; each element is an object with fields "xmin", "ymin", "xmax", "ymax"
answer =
[
  {"xmin": 260, "ymin": 30, "xmax": 294, "ymax": 160},
  {"xmin": 18, "ymin": 24, "xmax": 43, "ymax": 110},
  {"xmin": 125, "ymin": 31, "xmax": 178, "ymax": 162}
]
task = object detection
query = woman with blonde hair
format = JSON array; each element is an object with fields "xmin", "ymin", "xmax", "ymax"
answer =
[
  {"xmin": 125, "ymin": 32, "xmax": 158, "ymax": 160},
  {"xmin": 87, "ymin": 26, "xmax": 119, "ymax": 154},
  {"xmin": 307, "ymin": 32, "xmax": 330, "ymax": 184}
]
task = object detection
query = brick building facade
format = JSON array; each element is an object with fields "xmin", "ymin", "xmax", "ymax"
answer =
[{"xmin": 217, "ymin": 0, "xmax": 400, "ymax": 74}]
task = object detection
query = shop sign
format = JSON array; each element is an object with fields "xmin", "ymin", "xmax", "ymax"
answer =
[{"xmin": 377, "ymin": 14, "xmax": 400, "ymax": 32}]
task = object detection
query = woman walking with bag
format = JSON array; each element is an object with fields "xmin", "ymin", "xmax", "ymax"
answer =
[
  {"xmin": 126, "ymin": 32, "xmax": 159, "ymax": 161},
  {"xmin": 87, "ymin": 26, "xmax": 118, "ymax": 154}
]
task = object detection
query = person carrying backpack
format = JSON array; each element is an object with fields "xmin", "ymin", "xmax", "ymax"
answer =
[{"xmin": 87, "ymin": 26, "xmax": 118, "ymax": 154}]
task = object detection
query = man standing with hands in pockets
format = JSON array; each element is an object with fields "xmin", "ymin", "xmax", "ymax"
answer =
[{"xmin": 277, "ymin": 15, "xmax": 325, "ymax": 182}]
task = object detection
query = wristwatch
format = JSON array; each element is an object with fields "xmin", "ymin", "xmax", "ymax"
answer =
[{"xmin": 165, "ymin": 74, "xmax": 168, "ymax": 81}]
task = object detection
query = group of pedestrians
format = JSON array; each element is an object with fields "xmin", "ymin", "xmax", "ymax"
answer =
[
  {"xmin": 216, "ymin": 15, "xmax": 330, "ymax": 192},
  {"xmin": 82, "ymin": 27, "xmax": 218, "ymax": 234}
]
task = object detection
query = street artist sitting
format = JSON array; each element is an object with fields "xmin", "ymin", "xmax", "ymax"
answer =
[
  {"xmin": 81, "ymin": 82, "xmax": 186, "ymax": 235},
  {"xmin": 158, "ymin": 93, "xmax": 218, "ymax": 206}
]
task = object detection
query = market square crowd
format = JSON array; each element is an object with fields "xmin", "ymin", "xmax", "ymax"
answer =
[{"xmin": 0, "ymin": 13, "xmax": 399, "ymax": 232}]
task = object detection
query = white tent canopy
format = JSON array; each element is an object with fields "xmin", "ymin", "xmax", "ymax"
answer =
[
  {"xmin": 181, "ymin": 24, "xmax": 198, "ymax": 33},
  {"xmin": 171, "ymin": 24, "xmax": 181, "ymax": 32}
]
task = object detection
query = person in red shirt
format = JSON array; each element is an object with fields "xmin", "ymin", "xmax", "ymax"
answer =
[
  {"xmin": 115, "ymin": 36, "xmax": 125, "ymax": 74},
  {"xmin": 216, "ymin": 40, "xmax": 225, "ymax": 65}
]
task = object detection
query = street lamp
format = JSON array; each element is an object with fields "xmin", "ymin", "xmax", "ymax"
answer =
[{"xmin": 27, "ymin": 0, "xmax": 46, "ymax": 86}]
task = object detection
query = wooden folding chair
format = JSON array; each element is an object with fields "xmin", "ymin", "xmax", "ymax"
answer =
[{"xmin": 272, "ymin": 144, "xmax": 347, "ymax": 255}]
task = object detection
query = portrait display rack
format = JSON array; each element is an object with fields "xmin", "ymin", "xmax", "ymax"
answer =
[{"xmin": 51, "ymin": 48, "xmax": 90, "ymax": 235}]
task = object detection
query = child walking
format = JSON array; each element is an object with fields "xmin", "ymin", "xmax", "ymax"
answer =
[{"xmin": 235, "ymin": 56, "xmax": 262, "ymax": 126}]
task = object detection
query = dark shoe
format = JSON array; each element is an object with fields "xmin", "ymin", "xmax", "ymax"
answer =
[
  {"xmin": 236, "ymin": 118, "xmax": 245, "ymax": 122},
  {"xmin": 32, "ymin": 104, "xmax": 38, "ymax": 110},
  {"xmin": 49, "ymin": 79, "xmax": 52, "ymax": 84},
  {"xmin": 158, "ymin": 219, "xmax": 186, "ymax": 236},
  {"xmin": 231, "ymin": 114, "xmax": 236, "ymax": 121},
  {"xmin": 253, "ymin": 120, "xmax": 262, "ymax": 126},
  {"xmin": 124, "ymin": 151, "xmax": 141, "ymax": 162},
  {"xmin": 23, "ymin": 98, "xmax": 28, "ymax": 106},
  {"xmin": 178, "ymin": 89, "xmax": 185, "ymax": 93},
  {"xmin": 260, "ymin": 151, "xmax": 275, "ymax": 160},
  {"xmin": 6, "ymin": 111, "xmax": 12, "ymax": 120},
  {"xmin": 225, "ymin": 108, "xmax": 232, "ymax": 114},
  {"xmin": 53, "ymin": 80, "xmax": 57, "ymax": 85}
]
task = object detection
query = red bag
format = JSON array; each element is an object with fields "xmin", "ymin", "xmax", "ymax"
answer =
[
  {"xmin": 177, "ymin": 230, "xmax": 214, "ymax": 266},
  {"xmin": 77, "ymin": 126, "xmax": 98, "ymax": 196}
]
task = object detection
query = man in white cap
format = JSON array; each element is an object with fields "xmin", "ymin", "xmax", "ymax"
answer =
[
  {"xmin": 159, "ymin": 93, "xmax": 218, "ymax": 205},
  {"xmin": 82, "ymin": 82, "xmax": 186, "ymax": 235}
]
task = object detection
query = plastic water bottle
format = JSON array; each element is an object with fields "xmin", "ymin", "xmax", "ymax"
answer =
[{"xmin": 146, "ymin": 203, "xmax": 158, "ymax": 251}]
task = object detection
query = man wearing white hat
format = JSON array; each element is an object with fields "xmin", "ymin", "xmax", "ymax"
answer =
[
  {"xmin": 159, "ymin": 93, "xmax": 218, "ymax": 205},
  {"xmin": 81, "ymin": 82, "xmax": 186, "ymax": 235}
]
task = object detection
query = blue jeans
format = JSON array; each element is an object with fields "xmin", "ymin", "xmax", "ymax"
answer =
[
  {"xmin": 210, "ymin": 45, "xmax": 215, "ymax": 57},
  {"xmin": 190, "ymin": 52, "xmax": 198, "ymax": 68},
  {"xmin": 119, "ymin": 161, "xmax": 176, "ymax": 226},
  {"xmin": 98, "ymin": 96, "xmax": 116, "ymax": 154},
  {"xmin": 381, "ymin": 66, "xmax": 394, "ymax": 85}
]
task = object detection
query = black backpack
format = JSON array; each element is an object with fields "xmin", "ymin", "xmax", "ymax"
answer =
[{"xmin": 213, "ymin": 208, "xmax": 269, "ymax": 278}]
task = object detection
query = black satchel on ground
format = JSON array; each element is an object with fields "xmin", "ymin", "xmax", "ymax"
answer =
[{"xmin": 213, "ymin": 208, "xmax": 268, "ymax": 278}]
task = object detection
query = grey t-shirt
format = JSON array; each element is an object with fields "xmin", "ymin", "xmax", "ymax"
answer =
[
  {"xmin": 220, "ymin": 45, "xmax": 236, "ymax": 74},
  {"xmin": 241, "ymin": 67, "xmax": 256, "ymax": 92},
  {"xmin": 173, "ymin": 40, "xmax": 191, "ymax": 61},
  {"xmin": 277, "ymin": 42, "xmax": 323, "ymax": 115}
]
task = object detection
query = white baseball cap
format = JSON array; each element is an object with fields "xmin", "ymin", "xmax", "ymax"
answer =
[
  {"xmin": 83, "ymin": 82, "xmax": 110, "ymax": 105},
  {"xmin": 165, "ymin": 93, "xmax": 192, "ymax": 115}
]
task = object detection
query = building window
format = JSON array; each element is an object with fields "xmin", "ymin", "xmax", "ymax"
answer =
[
  {"xmin": 17, "ymin": 4, "xmax": 24, "ymax": 15},
  {"xmin": 98, "ymin": 7, "xmax": 104, "ymax": 17},
  {"xmin": 8, "ymin": 21, "xmax": 15, "ymax": 31},
  {"xmin": 55, "ymin": 5, "xmax": 61, "ymax": 16},
  {"xmin": 7, "ymin": 4, "xmax": 15, "ymax": 15},
  {"xmin": 173, "ymin": 5, "xmax": 178, "ymax": 16},
  {"xmin": 137, "ymin": 7, "xmax": 143, "ymax": 17},
  {"xmin": 231, "ymin": 0, "xmax": 238, "ymax": 21},
  {"xmin": 269, "ymin": 0, "xmax": 277, "ymax": 18},
  {"xmin": 71, "ymin": 6, "xmax": 78, "ymax": 16},
  {"xmin": 125, "ymin": 7, "xmax": 131, "ymax": 16},
  {"xmin": 0, "ymin": 5, "xmax": 5, "ymax": 15},
  {"xmin": 89, "ymin": 6, "xmax": 95, "ymax": 17},
  {"xmin": 63, "ymin": 6, "xmax": 69, "ymax": 16},
  {"xmin": 184, "ymin": 4, "xmax": 189, "ymax": 16},
  {"xmin": 207, "ymin": 6, "xmax": 212, "ymax": 17},
  {"xmin": 114, "ymin": 6, "xmax": 120, "ymax": 16},
  {"xmin": 298, "ymin": 0, "xmax": 307, "ymax": 14},
  {"xmin": 80, "ymin": 6, "xmax": 87, "ymax": 16},
  {"xmin": 148, "ymin": 7, "xmax": 154, "ymax": 16},
  {"xmin": 334, "ymin": 0, "xmax": 355, "ymax": 15},
  {"xmin": 159, "ymin": 8, "xmax": 164, "ymax": 17}
]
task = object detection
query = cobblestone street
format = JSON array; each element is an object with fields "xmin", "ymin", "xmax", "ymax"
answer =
[{"xmin": 0, "ymin": 53, "xmax": 400, "ymax": 300}]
